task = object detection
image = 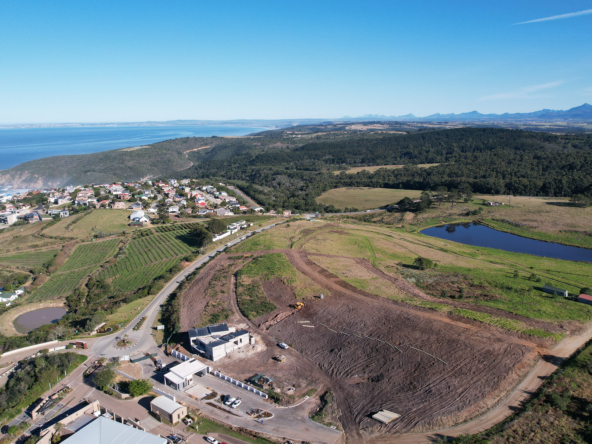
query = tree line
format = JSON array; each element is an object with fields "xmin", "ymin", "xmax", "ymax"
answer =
[{"xmin": 178, "ymin": 128, "xmax": 592, "ymax": 212}]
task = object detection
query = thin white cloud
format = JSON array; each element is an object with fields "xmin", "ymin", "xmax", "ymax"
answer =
[
  {"xmin": 515, "ymin": 8, "xmax": 592, "ymax": 25},
  {"xmin": 479, "ymin": 81, "xmax": 564, "ymax": 101}
]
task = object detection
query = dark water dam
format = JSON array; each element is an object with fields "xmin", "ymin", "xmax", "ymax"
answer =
[
  {"xmin": 420, "ymin": 223, "xmax": 592, "ymax": 263},
  {"xmin": 14, "ymin": 307, "xmax": 67, "ymax": 334}
]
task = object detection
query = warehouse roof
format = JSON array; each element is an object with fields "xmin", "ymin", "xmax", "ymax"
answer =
[
  {"xmin": 61, "ymin": 416, "xmax": 165, "ymax": 444},
  {"xmin": 150, "ymin": 396, "xmax": 184, "ymax": 415}
]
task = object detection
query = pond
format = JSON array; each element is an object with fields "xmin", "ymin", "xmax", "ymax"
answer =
[
  {"xmin": 14, "ymin": 307, "xmax": 67, "ymax": 334},
  {"xmin": 420, "ymin": 223, "xmax": 592, "ymax": 263}
]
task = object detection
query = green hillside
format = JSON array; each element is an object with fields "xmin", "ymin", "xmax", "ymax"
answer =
[{"xmin": 0, "ymin": 137, "xmax": 214, "ymax": 188}]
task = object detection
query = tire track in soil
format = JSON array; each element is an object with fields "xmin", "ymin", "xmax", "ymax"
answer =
[
  {"xmin": 185, "ymin": 250, "xmax": 538, "ymax": 443},
  {"xmin": 228, "ymin": 272, "xmax": 365, "ymax": 444},
  {"xmin": 280, "ymin": 249, "xmax": 540, "ymax": 440}
]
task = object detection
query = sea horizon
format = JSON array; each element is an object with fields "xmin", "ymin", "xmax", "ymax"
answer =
[{"xmin": 0, "ymin": 124, "xmax": 266, "ymax": 171}]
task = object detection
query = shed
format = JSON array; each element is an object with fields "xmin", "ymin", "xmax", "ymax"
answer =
[
  {"xmin": 578, "ymin": 294, "xmax": 592, "ymax": 306},
  {"xmin": 542, "ymin": 285, "xmax": 568, "ymax": 298},
  {"xmin": 150, "ymin": 396, "xmax": 187, "ymax": 424},
  {"xmin": 372, "ymin": 410, "xmax": 401, "ymax": 424},
  {"xmin": 164, "ymin": 359, "xmax": 210, "ymax": 391}
]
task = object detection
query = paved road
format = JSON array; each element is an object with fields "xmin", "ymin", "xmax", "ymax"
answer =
[
  {"xmin": 91, "ymin": 222, "xmax": 284, "ymax": 358},
  {"xmin": 226, "ymin": 185, "xmax": 259, "ymax": 208}
]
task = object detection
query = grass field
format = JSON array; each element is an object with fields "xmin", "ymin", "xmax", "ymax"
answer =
[
  {"xmin": 0, "ymin": 250, "xmax": 58, "ymax": 269},
  {"xmin": 316, "ymin": 187, "xmax": 422, "ymax": 210},
  {"xmin": 240, "ymin": 252, "xmax": 327, "ymax": 299},
  {"xmin": 190, "ymin": 417, "xmax": 274, "ymax": 444},
  {"xmin": 236, "ymin": 220, "xmax": 592, "ymax": 328},
  {"xmin": 44, "ymin": 210, "xmax": 132, "ymax": 239},
  {"xmin": 0, "ymin": 221, "xmax": 62, "ymax": 253},
  {"xmin": 107, "ymin": 294, "xmax": 156, "ymax": 326},
  {"xmin": 334, "ymin": 163, "xmax": 439, "ymax": 174}
]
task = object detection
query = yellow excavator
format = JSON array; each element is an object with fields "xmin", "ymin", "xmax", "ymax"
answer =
[{"xmin": 292, "ymin": 302, "xmax": 305, "ymax": 310}]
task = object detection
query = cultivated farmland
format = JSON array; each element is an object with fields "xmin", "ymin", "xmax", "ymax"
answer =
[
  {"xmin": 32, "ymin": 267, "xmax": 94, "ymax": 300},
  {"xmin": 0, "ymin": 250, "xmax": 58, "ymax": 269},
  {"xmin": 97, "ymin": 229, "xmax": 196, "ymax": 292},
  {"xmin": 316, "ymin": 187, "xmax": 423, "ymax": 210},
  {"xmin": 59, "ymin": 239, "xmax": 119, "ymax": 272}
]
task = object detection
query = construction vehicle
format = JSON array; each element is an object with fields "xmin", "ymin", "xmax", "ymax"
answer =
[
  {"xmin": 292, "ymin": 302, "xmax": 305, "ymax": 310},
  {"xmin": 274, "ymin": 355, "xmax": 286, "ymax": 363}
]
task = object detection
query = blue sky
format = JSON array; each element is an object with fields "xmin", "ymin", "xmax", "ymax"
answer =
[{"xmin": 0, "ymin": 1, "xmax": 591, "ymax": 123}]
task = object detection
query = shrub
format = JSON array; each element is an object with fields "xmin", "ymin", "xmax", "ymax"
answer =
[
  {"xmin": 128, "ymin": 379, "xmax": 152, "ymax": 397},
  {"xmin": 93, "ymin": 369, "xmax": 116, "ymax": 390},
  {"xmin": 414, "ymin": 257, "xmax": 435, "ymax": 270}
]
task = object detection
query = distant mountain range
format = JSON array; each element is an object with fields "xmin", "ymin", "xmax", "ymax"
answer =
[{"xmin": 343, "ymin": 103, "xmax": 592, "ymax": 122}]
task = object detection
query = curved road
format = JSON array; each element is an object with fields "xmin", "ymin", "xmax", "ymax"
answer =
[
  {"xmin": 3, "ymin": 217, "xmax": 591, "ymax": 443},
  {"xmin": 91, "ymin": 222, "xmax": 283, "ymax": 357}
]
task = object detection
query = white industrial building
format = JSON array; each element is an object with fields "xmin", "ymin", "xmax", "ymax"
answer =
[
  {"xmin": 163, "ymin": 358, "xmax": 210, "ymax": 391},
  {"xmin": 188, "ymin": 323, "xmax": 251, "ymax": 361}
]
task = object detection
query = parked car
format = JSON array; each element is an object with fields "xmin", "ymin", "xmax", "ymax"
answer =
[
  {"xmin": 205, "ymin": 437, "xmax": 219, "ymax": 444},
  {"xmin": 183, "ymin": 417, "xmax": 192, "ymax": 425},
  {"xmin": 278, "ymin": 342, "xmax": 289, "ymax": 349},
  {"xmin": 224, "ymin": 396, "xmax": 236, "ymax": 406},
  {"xmin": 230, "ymin": 399, "xmax": 242, "ymax": 409}
]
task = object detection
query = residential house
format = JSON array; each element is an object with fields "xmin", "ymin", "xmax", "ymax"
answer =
[
  {"xmin": 128, "ymin": 202, "xmax": 142, "ymax": 211},
  {"xmin": 111, "ymin": 202, "xmax": 126, "ymax": 210},
  {"xmin": 0, "ymin": 212, "xmax": 17, "ymax": 225},
  {"xmin": 168, "ymin": 206, "xmax": 179, "ymax": 213},
  {"xmin": 129, "ymin": 210, "xmax": 149, "ymax": 222},
  {"xmin": 216, "ymin": 208, "xmax": 233, "ymax": 216},
  {"xmin": 21, "ymin": 212, "xmax": 41, "ymax": 223},
  {"xmin": 55, "ymin": 195, "xmax": 71, "ymax": 205}
]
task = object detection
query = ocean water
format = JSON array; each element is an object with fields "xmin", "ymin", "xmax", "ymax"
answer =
[{"xmin": 0, "ymin": 125, "xmax": 265, "ymax": 170}]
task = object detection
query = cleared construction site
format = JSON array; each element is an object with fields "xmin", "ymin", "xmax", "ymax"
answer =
[{"xmin": 179, "ymin": 245, "xmax": 540, "ymax": 441}]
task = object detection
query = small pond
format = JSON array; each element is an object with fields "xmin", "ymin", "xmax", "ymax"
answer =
[
  {"xmin": 421, "ymin": 223, "xmax": 592, "ymax": 263},
  {"xmin": 14, "ymin": 307, "xmax": 67, "ymax": 334}
]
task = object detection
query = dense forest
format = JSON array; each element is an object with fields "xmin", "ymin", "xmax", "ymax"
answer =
[{"xmin": 180, "ymin": 128, "xmax": 592, "ymax": 212}]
